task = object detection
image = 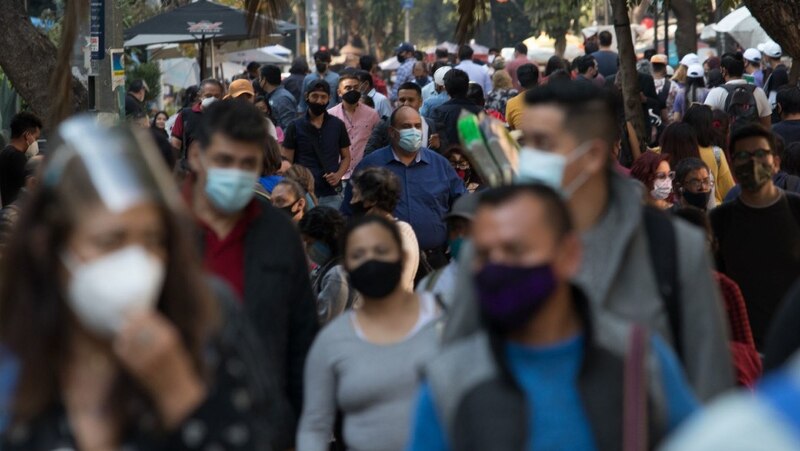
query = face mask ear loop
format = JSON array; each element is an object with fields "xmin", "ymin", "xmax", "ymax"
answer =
[{"xmin": 562, "ymin": 141, "xmax": 595, "ymax": 198}]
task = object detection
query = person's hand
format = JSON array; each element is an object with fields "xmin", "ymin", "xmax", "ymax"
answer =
[
  {"xmin": 114, "ymin": 311, "xmax": 206, "ymax": 428},
  {"xmin": 324, "ymin": 172, "xmax": 341, "ymax": 186},
  {"xmin": 428, "ymin": 133, "xmax": 440, "ymax": 149}
]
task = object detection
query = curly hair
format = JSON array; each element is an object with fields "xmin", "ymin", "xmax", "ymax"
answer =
[
  {"xmin": 630, "ymin": 151, "xmax": 670, "ymax": 190},
  {"xmin": 351, "ymin": 167, "xmax": 401, "ymax": 214},
  {"xmin": 298, "ymin": 207, "xmax": 346, "ymax": 256}
]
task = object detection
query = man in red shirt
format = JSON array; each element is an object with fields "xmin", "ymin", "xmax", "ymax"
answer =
[
  {"xmin": 170, "ymin": 79, "xmax": 224, "ymax": 158},
  {"xmin": 187, "ymin": 98, "xmax": 318, "ymax": 449}
]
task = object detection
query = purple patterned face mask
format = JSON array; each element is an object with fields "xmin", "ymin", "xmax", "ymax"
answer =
[{"xmin": 474, "ymin": 263, "xmax": 557, "ymax": 333}]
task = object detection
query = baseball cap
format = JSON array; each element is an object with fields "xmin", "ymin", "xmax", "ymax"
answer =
[
  {"xmin": 445, "ymin": 193, "xmax": 479, "ymax": 221},
  {"xmin": 224, "ymin": 79, "xmax": 255, "ymax": 99},
  {"xmin": 395, "ymin": 42, "xmax": 415, "ymax": 55},
  {"xmin": 758, "ymin": 41, "xmax": 782, "ymax": 58},
  {"xmin": 650, "ymin": 54, "xmax": 668, "ymax": 65},
  {"xmin": 743, "ymin": 48, "xmax": 762, "ymax": 63},
  {"xmin": 687, "ymin": 64, "xmax": 704, "ymax": 78},
  {"xmin": 306, "ymin": 79, "xmax": 331, "ymax": 96},
  {"xmin": 680, "ymin": 53, "xmax": 699, "ymax": 67},
  {"xmin": 434, "ymin": 66, "xmax": 453, "ymax": 86}
]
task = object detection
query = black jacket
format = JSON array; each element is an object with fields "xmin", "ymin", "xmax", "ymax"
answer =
[
  {"xmin": 430, "ymin": 98, "xmax": 483, "ymax": 150},
  {"xmin": 201, "ymin": 199, "xmax": 318, "ymax": 448}
]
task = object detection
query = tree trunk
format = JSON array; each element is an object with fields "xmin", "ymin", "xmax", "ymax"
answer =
[
  {"xmin": 0, "ymin": 0, "xmax": 88, "ymax": 129},
  {"xmin": 744, "ymin": 0, "xmax": 800, "ymax": 76},
  {"xmin": 554, "ymin": 33, "xmax": 567, "ymax": 57},
  {"xmin": 670, "ymin": 0, "xmax": 697, "ymax": 57},
  {"xmin": 611, "ymin": 0, "xmax": 647, "ymax": 159}
]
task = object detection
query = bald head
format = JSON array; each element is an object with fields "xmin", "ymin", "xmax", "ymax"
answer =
[{"xmin": 390, "ymin": 105, "xmax": 422, "ymax": 129}]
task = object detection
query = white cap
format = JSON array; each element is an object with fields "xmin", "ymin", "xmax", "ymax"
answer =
[
  {"xmin": 433, "ymin": 66, "xmax": 452, "ymax": 86},
  {"xmin": 680, "ymin": 53, "xmax": 700, "ymax": 67},
  {"xmin": 758, "ymin": 41, "xmax": 782, "ymax": 58},
  {"xmin": 687, "ymin": 64, "xmax": 704, "ymax": 78},
  {"xmin": 743, "ymin": 48, "xmax": 762, "ymax": 63}
]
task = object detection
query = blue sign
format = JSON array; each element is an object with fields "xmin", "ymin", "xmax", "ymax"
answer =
[
  {"xmin": 402, "ymin": 0, "xmax": 413, "ymax": 9},
  {"xmin": 90, "ymin": 0, "xmax": 104, "ymax": 60}
]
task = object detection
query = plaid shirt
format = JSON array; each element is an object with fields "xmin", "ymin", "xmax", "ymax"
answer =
[
  {"xmin": 714, "ymin": 271, "xmax": 755, "ymax": 346},
  {"xmin": 391, "ymin": 58, "xmax": 417, "ymax": 101}
]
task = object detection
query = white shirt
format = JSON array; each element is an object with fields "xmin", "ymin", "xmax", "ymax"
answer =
[
  {"xmin": 704, "ymin": 79, "xmax": 772, "ymax": 118},
  {"xmin": 455, "ymin": 60, "xmax": 492, "ymax": 97},
  {"xmin": 368, "ymin": 89, "xmax": 392, "ymax": 119}
]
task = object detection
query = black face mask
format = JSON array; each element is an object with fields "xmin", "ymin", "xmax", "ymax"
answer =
[
  {"xmin": 316, "ymin": 62, "xmax": 328, "ymax": 74},
  {"xmin": 279, "ymin": 200, "xmax": 299, "ymax": 218},
  {"xmin": 397, "ymin": 54, "xmax": 406, "ymax": 64},
  {"xmin": 348, "ymin": 259, "xmax": 403, "ymax": 298},
  {"xmin": 342, "ymin": 90, "xmax": 361, "ymax": 105},
  {"xmin": 350, "ymin": 200, "xmax": 369, "ymax": 217},
  {"xmin": 682, "ymin": 190, "xmax": 710, "ymax": 210},
  {"xmin": 308, "ymin": 101, "xmax": 327, "ymax": 116}
]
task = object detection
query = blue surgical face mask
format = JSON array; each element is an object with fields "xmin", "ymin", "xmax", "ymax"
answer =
[
  {"xmin": 516, "ymin": 142, "xmax": 592, "ymax": 198},
  {"xmin": 395, "ymin": 128, "xmax": 422, "ymax": 153},
  {"xmin": 448, "ymin": 237, "xmax": 465, "ymax": 261},
  {"xmin": 205, "ymin": 167, "xmax": 258, "ymax": 214}
]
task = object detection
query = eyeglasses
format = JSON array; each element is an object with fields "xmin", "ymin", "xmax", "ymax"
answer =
[
  {"xmin": 683, "ymin": 178, "xmax": 714, "ymax": 191},
  {"xmin": 733, "ymin": 149, "xmax": 771, "ymax": 162},
  {"xmin": 654, "ymin": 171, "xmax": 676, "ymax": 181}
]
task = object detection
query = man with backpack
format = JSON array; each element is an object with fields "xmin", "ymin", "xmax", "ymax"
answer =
[
  {"xmin": 445, "ymin": 81, "xmax": 734, "ymax": 402},
  {"xmin": 705, "ymin": 53, "xmax": 772, "ymax": 129},
  {"xmin": 652, "ymin": 54, "xmax": 679, "ymax": 123}
]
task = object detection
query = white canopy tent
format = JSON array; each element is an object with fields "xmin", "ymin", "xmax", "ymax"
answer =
[
  {"xmin": 712, "ymin": 7, "xmax": 772, "ymax": 50},
  {"xmin": 222, "ymin": 46, "xmax": 290, "ymax": 64}
]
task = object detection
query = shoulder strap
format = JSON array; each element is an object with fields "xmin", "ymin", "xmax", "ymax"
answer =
[
  {"xmin": 657, "ymin": 79, "xmax": 671, "ymax": 106},
  {"xmin": 642, "ymin": 207, "xmax": 683, "ymax": 361},
  {"xmin": 424, "ymin": 267, "xmax": 445, "ymax": 292},
  {"xmin": 623, "ymin": 324, "xmax": 648, "ymax": 451}
]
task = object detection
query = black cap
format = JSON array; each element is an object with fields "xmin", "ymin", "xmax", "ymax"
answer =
[{"xmin": 306, "ymin": 79, "xmax": 331, "ymax": 95}]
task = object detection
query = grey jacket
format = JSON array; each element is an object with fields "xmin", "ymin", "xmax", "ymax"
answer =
[{"xmin": 444, "ymin": 170, "xmax": 734, "ymax": 401}]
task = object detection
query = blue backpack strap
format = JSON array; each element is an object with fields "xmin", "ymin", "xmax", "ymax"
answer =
[
  {"xmin": 0, "ymin": 347, "xmax": 20, "ymax": 434},
  {"xmin": 757, "ymin": 369, "xmax": 800, "ymax": 439}
]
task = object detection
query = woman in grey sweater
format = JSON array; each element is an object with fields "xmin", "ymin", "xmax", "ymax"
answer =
[{"xmin": 297, "ymin": 216, "xmax": 440, "ymax": 451}]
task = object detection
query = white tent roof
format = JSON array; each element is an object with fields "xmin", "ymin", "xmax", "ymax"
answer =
[
  {"xmin": 712, "ymin": 7, "xmax": 772, "ymax": 50},
  {"xmin": 264, "ymin": 44, "xmax": 292, "ymax": 57},
  {"xmin": 379, "ymin": 56, "xmax": 400, "ymax": 71},
  {"xmin": 222, "ymin": 47, "xmax": 290, "ymax": 64},
  {"xmin": 159, "ymin": 58, "xmax": 200, "ymax": 88}
]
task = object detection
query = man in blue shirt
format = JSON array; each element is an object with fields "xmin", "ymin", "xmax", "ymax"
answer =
[
  {"xmin": 420, "ymin": 65, "xmax": 451, "ymax": 120},
  {"xmin": 283, "ymin": 80, "xmax": 351, "ymax": 209},
  {"xmin": 259, "ymin": 64, "xmax": 298, "ymax": 130},
  {"xmin": 407, "ymin": 184, "xmax": 698, "ymax": 451},
  {"xmin": 454, "ymin": 45, "xmax": 492, "ymax": 98},
  {"xmin": 392, "ymin": 42, "xmax": 417, "ymax": 102},
  {"xmin": 298, "ymin": 49, "xmax": 340, "ymax": 113},
  {"xmin": 343, "ymin": 106, "xmax": 465, "ymax": 265}
]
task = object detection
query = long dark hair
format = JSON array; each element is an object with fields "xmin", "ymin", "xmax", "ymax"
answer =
[
  {"xmin": 685, "ymin": 76, "xmax": 706, "ymax": 106},
  {"xmin": 660, "ymin": 122, "xmax": 701, "ymax": 165},
  {"xmin": 683, "ymin": 104, "xmax": 715, "ymax": 147},
  {"xmin": 0, "ymin": 157, "xmax": 218, "ymax": 428}
]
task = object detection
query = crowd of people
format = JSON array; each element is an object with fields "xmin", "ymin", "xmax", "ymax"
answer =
[{"xmin": 0, "ymin": 34, "xmax": 799, "ymax": 450}]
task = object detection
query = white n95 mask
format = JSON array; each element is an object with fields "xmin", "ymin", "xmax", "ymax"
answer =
[{"xmin": 62, "ymin": 245, "xmax": 166, "ymax": 337}]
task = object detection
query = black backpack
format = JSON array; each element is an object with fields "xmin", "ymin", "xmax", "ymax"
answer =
[{"xmin": 723, "ymin": 84, "xmax": 759, "ymax": 129}]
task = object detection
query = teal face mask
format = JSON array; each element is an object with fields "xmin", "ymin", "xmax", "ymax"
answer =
[
  {"xmin": 448, "ymin": 237, "xmax": 465, "ymax": 261},
  {"xmin": 308, "ymin": 241, "xmax": 333, "ymax": 266},
  {"xmin": 396, "ymin": 128, "xmax": 422, "ymax": 153},
  {"xmin": 204, "ymin": 168, "xmax": 258, "ymax": 214}
]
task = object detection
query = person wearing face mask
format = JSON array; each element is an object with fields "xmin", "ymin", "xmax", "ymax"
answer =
[
  {"xmin": 365, "ymin": 82, "xmax": 440, "ymax": 154},
  {"xmin": 431, "ymin": 69, "xmax": 483, "ymax": 150},
  {"xmin": 0, "ymin": 155, "xmax": 43, "ymax": 249},
  {"xmin": 445, "ymin": 146, "xmax": 482, "ymax": 192},
  {"xmin": 328, "ymin": 73, "xmax": 380, "ymax": 183},
  {"xmin": 272, "ymin": 179, "xmax": 308, "ymax": 222},
  {"xmin": 298, "ymin": 206, "xmax": 357, "ymax": 324},
  {"xmin": 349, "ymin": 167, "xmax": 419, "ymax": 291},
  {"xmin": 170, "ymin": 78, "xmax": 224, "ymax": 160},
  {"xmin": 298, "ymin": 215, "xmax": 441, "ymax": 451},
  {"xmin": 630, "ymin": 151, "xmax": 675, "ymax": 210},
  {"xmin": 0, "ymin": 112, "xmax": 42, "ymax": 208},
  {"xmin": 416, "ymin": 193, "xmax": 476, "ymax": 306},
  {"xmin": 355, "ymin": 69, "xmax": 392, "ymax": 120},
  {"xmin": 342, "ymin": 106, "xmax": 465, "ymax": 269},
  {"xmin": 408, "ymin": 184, "xmax": 698, "ymax": 451},
  {"xmin": 446, "ymin": 80, "xmax": 734, "ymax": 402},
  {"xmin": 259, "ymin": 65, "xmax": 298, "ymax": 130},
  {"xmin": 298, "ymin": 49, "xmax": 340, "ymax": 113},
  {"xmin": 187, "ymin": 99, "xmax": 318, "ymax": 445},
  {"xmin": 0, "ymin": 117, "xmax": 293, "ymax": 450},
  {"xmin": 710, "ymin": 124, "xmax": 800, "ymax": 350},
  {"xmin": 673, "ymin": 158, "xmax": 715, "ymax": 211},
  {"xmin": 392, "ymin": 42, "xmax": 418, "ymax": 102},
  {"xmin": 282, "ymin": 80, "xmax": 352, "ymax": 209}
]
